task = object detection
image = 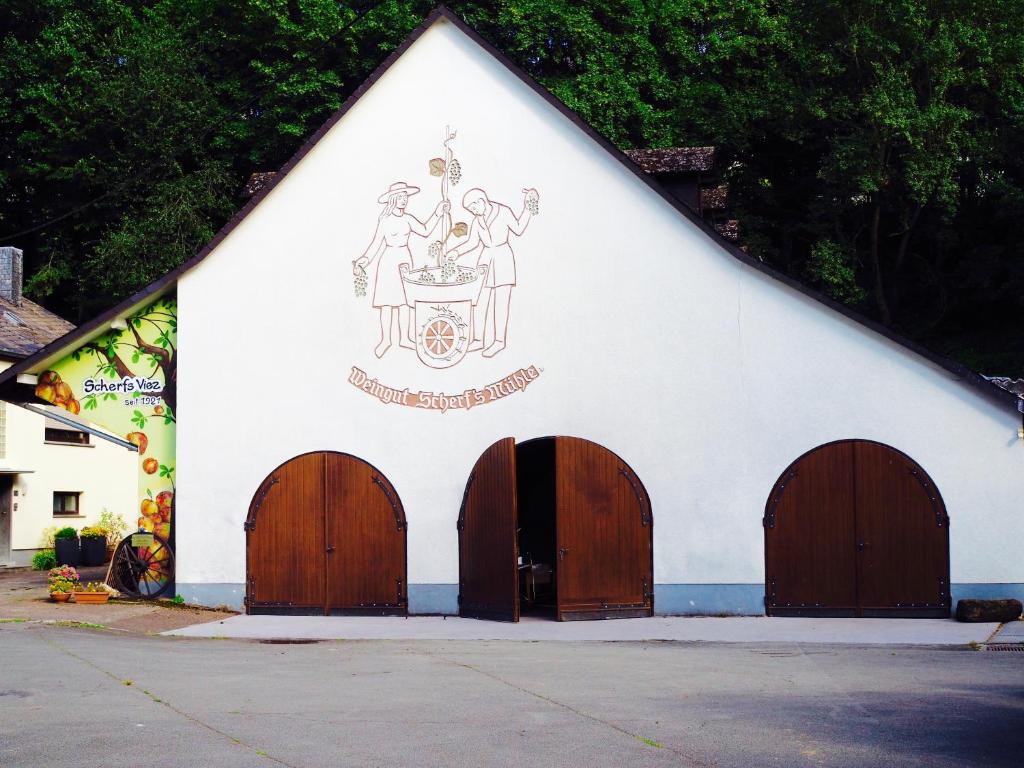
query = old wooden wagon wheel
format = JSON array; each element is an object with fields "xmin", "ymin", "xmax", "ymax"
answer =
[{"xmin": 107, "ymin": 532, "xmax": 175, "ymax": 599}]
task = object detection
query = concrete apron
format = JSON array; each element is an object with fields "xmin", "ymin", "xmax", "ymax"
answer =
[{"xmin": 164, "ymin": 615, "xmax": 1003, "ymax": 646}]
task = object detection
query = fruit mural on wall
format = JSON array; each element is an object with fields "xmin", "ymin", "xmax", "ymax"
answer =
[{"xmin": 33, "ymin": 298, "xmax": 177, "ymax": 543}]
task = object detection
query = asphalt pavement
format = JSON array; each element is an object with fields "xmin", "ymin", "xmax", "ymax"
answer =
[{"xmin": 1, "ymin": 621, "xmax": 1022, "ymax": 767}]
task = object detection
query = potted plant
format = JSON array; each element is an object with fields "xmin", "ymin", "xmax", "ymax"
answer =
[
  {"xmin": 72, "ymin": 582, "xmax": 111, "ymax": 605},
  {"xmin": 48, "ymin": 565, "xmax": 81, "ymax": 602},
  {"xmin": 79, "ymin": 526, "xmax": 108, "ymax": 566},
  {"xmin": 98, "ymin": 509, "xmax": 129, "ymax": 560},
  {"xmin": 53, "ymin": 526, "xmax": 80, "ymax": 566}
]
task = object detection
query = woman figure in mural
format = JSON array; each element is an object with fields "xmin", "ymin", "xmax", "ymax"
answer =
[
  {"xmin": 447, "ymin": 187, "xmax": 539, "ymax": 357},
  {"xmin": 354, "ymin": 182, "xmax": 449, "ymax": 357}
]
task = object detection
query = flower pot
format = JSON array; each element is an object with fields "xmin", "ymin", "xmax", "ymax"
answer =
[
  {"xmin": 71, "ymin": 591, "xmax": 110, "ymax": 605},
  {"xmin": 50, "ymin": 592, "xmax": 71, "ymax": 603},
  {"xmin": 54, "ymin": 538, "xmax": 80, "ymax": 567},
  {"xmin": 80, "ymin": 537, "xmax": 107, "ymax": 566}
]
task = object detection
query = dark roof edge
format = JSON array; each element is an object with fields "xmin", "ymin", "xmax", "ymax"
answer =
[{"xmin": 0, "ymin": 5, "xmax": 1016, "ymax": 412}]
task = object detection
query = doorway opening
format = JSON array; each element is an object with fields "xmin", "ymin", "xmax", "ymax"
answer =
[
  {"xmin": 458, "ymin": 436, "xmax": 653, "ymax": 622},
  {"xmin": 515, "ymin": 439, "xmax": 557, "ymax": 617}
]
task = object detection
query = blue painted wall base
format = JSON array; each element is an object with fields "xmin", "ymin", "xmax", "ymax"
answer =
[{"xmin": 173, "ymin": 583, "xmax": 1024, "ymax": 617}]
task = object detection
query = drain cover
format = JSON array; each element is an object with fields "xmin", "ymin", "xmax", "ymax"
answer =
[
  {"xmin": 258, "ymin": 639, "xmax": 322, "ymax": 645},
  {"xmin": 986, "ymin": 644, "xmax": 1024, "ymax": 652}
]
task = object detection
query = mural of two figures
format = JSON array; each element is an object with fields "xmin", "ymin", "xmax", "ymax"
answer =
[{"xmin": 353, "ymin": 127, "xmax": 539, "ymax": 369}]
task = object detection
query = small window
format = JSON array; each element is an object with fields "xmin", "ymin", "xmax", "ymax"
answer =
[
  {"xmin": 45, "ymin": 427, "xmax": 90, "ymax": 445},
  {"xmin": 53, "ymin": 492, "xmax": 81, "ymax": 516}
]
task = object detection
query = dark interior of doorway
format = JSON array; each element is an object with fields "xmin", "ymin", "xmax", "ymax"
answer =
[{"xmin": 516, "ymin": 439, "xmax": 557, "ymax": 617}]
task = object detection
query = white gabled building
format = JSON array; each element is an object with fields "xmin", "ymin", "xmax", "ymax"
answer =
[{"xmin": 1, "ymin": 9, "xmax": 1020, "ymax": 617}]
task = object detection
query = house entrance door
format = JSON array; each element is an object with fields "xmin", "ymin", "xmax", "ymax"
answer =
[{"xmin": 0, "ymin": 476, "xmax": 12, "ymax": 566}]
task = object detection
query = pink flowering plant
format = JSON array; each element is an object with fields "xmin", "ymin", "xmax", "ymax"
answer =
[{"xmin": 47, "ymin": 565, "xmax": 81, "ymax": 594}]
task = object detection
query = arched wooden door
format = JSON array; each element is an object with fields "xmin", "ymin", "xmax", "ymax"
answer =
[
  {"xmin": 246, "ymin": 451, "xmax": 407, "ymax": 615},
  {"xmin": 555, "ymin": 437, "xmax": 653, "ymax": 621},
  {"xmin": 458, "ymin": 436, "xmax": 653, "ymax": 622},
  {"xmin": 764, "ymin": 440, "xmax": 950, "ymax": 617}
]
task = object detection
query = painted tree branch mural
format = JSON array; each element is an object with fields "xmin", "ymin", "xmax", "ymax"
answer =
[{"xmin": 35, "ymin": 297, "xmax": 178, "ymax": 545}]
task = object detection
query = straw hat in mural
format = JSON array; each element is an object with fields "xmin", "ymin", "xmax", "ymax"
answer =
[{"xmin": 378, "ymin": 181, "xmax": 420, "ymax": 203}]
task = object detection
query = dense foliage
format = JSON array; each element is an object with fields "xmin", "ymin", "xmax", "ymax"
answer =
[{"xmin": 1, "ymin": 1, "xmax": 1021, "ymax": 374}]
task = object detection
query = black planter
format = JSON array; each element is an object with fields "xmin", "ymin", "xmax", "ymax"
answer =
[
  {"xmin": 80, "ymin": 537, "xmax": 107, "ymax": 567},
  {"xmin": 54, "ymin": 537, "xmax": 80, "ymax": 567}
]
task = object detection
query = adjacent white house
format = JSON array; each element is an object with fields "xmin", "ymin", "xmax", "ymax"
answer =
[
  {"xmin": 0, "ymin": 9, "xmax": 1020, "ymax": 617},
  {"xmin": 0, "ymin": 247, "xmax": 136, "ymax": 566}
]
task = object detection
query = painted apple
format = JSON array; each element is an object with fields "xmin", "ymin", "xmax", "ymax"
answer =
[
  {"xmin": 53, "ymin": 381, "xmax": 73, "ymax": 405},
  {"xmin": 155, "ymin": 491, "xmax": 173, "ymax": 510},
  {"xmin": 153, "ymin": 405, "xmax": 164, "ymax": 415},
  {"xmin": 39, "ymin": 371, "xmax": 60, "ymax": 386},
  {"xmin": 35, "ymin": 382, "xmax": 56, "ymax": 403},
  {"xmin": 126, "ymin": 431, "xmax": 148, "ymax": 454},
  {"xmin": 142, "ymin": 458, "xmax": 158, "ymax": 474},
  {"xmin": 66, "ymin": 398, "xmax": 81, "ymax": 415},
  {"xmin": 140, "ymin": 498, "xmax": 159, "ymax": 519}
]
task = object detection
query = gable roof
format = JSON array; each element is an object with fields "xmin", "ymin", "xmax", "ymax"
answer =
[
  {"xmin": 0, "ymin": 295, "xmax": 74, "ymax": 359},
  {"xmin": 0, "ymin": 6, "xmax": 1017, "ymax": 411},
  {"xmin": 624, "ymin": 147, "xmax": 715, "ymax": 174}
]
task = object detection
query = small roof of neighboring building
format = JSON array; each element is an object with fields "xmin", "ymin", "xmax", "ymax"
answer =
[
  {"xmin": 623, "ymin": 147, "xmax": 715, "ymax": 174},
  {"xmin": 985, "ymin": 377, "xmax": 1024, "ymax": 401},
  {"xmin": 0, "ymin": 295, "xmax": 74, "ymax": 359}
]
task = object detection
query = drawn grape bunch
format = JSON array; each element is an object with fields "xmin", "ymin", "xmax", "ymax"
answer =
[
  {"xmin": 353, "ymin": 263, "xmax": 368, "ymax": 297},
  {"xmin": 448, "ymin": 158, "xmax": 462, "ymax": 186},
  {"xmin": 428, "ymin": 241, "xmax": 442, "ymax": 260},
  {"xmin": 525, "ymin": 189, "xmax": 540, "ymax": 216}
]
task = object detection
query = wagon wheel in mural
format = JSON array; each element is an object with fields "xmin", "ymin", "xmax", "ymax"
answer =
[
  {"xmin": 108, "ymin": 532, "xmax": 175, "ymax": 599},
  {"xmin": 423, "ymin": 317, "xmax": 457, "ymax": 358}
]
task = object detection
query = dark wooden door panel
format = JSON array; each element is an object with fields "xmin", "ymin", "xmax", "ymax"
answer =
[
  {"xmin": 325, "ymin": 454, "xmax": 407, "ymax": 614},
  {"xmin": 458, "ymin": 438, "xmax": 519, "ymax": 621},
  {"xmin": 555, "ymin": 437, "xmax": 652, "ymax": 621},
  {"xmin": 246, "ymin": 452, "xmax": 326, "ymax": 612},
  {"xmin": 765, "ymin": 442, "xmax": 857, "ymax": 614},
  {"xmin": 854, "ymin": 442, "xmax": 950, "ymax": 615}
]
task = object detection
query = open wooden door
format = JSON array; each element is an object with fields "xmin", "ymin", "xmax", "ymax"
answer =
[
  {"xmin": 325, "ymin": 453, "xmax": 407, "ymax": 615},
  {"xmin": 555, "ymin": 437, "xmax": 653, "ymax": 621},
  {"xmin": 458, "ymin": 438, "xmax": 519, "ymax": 621}
]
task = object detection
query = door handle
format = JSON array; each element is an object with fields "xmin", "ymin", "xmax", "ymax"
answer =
[
  {"xmin": 558, "ymin": 547, "xmax": 569, "ymax": 561},
  {"xmin": 856, "ymin": 542, "xmax": 868, "ymax": 551},
  {"xmin": 326, "ymin": 545, "xmax": 336, "ymax": 553}
]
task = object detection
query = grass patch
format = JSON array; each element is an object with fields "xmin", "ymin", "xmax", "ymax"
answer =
[
  {"xmin": 54, "ymin": 620, "xmax": 107, "ymax": 630},
  {"xmin": 636, "ymin": 735, "xmax": 663, "ymax": 749},
  {"xmin": 0, "ymin": 618, "xmax": 29, "ymax": 623}
]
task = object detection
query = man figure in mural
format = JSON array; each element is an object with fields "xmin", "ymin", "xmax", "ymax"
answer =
[
  {"xmin": 354, "ymin": 182, "xmax": 449, "ymax": 358},
  {"xmin": 447, "ymin": 187, "xmax": 539, "ymax": 357}
]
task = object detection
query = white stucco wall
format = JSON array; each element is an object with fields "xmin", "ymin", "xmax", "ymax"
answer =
[
  {"xmin": 0, "ymin": 367, "xmax": 137, "ymax": 558},
  {"xmin": 175, "ymin": 18, "xmax": 1024, "ymax": 593}
]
